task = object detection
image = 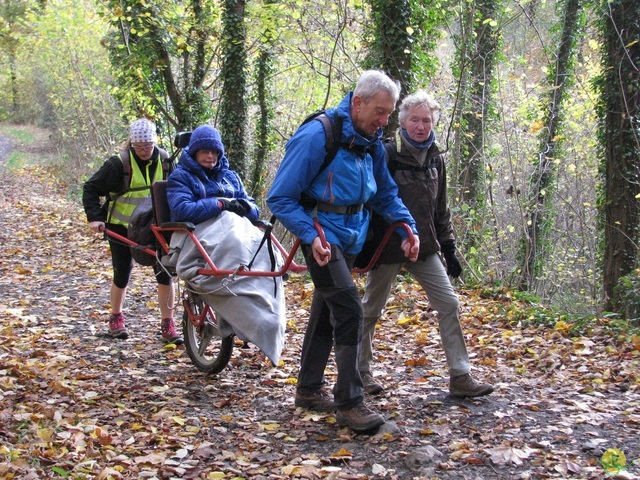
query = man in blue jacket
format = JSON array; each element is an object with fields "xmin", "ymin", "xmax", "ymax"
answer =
[{"xmin": 267, "ymin": 70, "xmax": 420, "ymax": 433}]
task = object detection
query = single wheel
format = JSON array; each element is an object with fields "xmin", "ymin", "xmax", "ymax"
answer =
[{"xmin": 182, "ymin": 293, "xmax": 233, "ymax": 374}]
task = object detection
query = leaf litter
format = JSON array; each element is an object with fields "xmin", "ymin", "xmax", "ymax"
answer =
[{"xmin": 0, "ymin": 150, "xmax": 638, "ymax": 479}]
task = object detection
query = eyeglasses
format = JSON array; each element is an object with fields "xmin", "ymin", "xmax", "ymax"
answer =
[{"xmin": 132, "ymin": 143, "xmax": 155, "ymax": 151}]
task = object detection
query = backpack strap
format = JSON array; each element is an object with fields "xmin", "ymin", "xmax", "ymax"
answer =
[
  {"xmin": 158, "ymin": 148, "xmax": 173, "ymax": 179},
  {"xmin": 315, "ymin": 113, "xmax": 343, "ymax": 173},
  {"xmin": 119, "ymin": 147, "xmax": 172, "ymax": 194},
  {"xmin": 384, "ymin": 138, "xmax": 398, "ymax": 175},
  {"xmin": 298, "ymin": 113, "xmax": 343, "ymax": 209},
  {"xmin": 298, "ymin": 111, "xmax": 372, "ymax": 210},
  {"xmin": 385, "ymin": 132, "xmax": 439, "ymax": 175},
  {"xmin": 119, "ymin": 149, "xmax": 132, "ymax": 194}
]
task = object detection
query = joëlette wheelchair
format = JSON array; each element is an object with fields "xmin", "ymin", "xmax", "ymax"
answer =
[{"xmin": 102, "ymin": 132, "xmax": 416, "ymax": 374}]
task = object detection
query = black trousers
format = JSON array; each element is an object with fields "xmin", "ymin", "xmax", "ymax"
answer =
[{"xmin": 297, "ymin": 244, "xmax": 365, "ymax": 410}]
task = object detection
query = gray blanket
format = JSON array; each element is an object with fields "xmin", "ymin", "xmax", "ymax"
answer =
[{"xmin": 164, "ymin": 212, "xmax": 286, "ymax": 365}]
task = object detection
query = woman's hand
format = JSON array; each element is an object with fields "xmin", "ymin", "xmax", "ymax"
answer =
[{"xmin": 88, "ymin": 221, "xmax": 105, "ymax": 233}]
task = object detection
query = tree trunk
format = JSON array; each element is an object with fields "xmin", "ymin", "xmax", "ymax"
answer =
[
  {"xmin": 453, "ymin": 0, "xmax": 501, "ymax": 250},
  {"xmin": 598, "ymin": 0, "xmax": 640, "ymax": 310},
  {"xmin": 250, "ymin": 0, "xmax": 278, "ymax": 201},
  {"xmin": 519, "ymin": 0, "xmax": 583, "ymax": 290},
  {"xmin": 365, "ymin": 0, "xmax": 412, "ymax": 133},
  {"xmin": 219, "ymin": 0, "xmax": 248, "ymax": 181},
  {"xmin": 9, "ymin": 47, "xmax": 18, "ymax": 116}
]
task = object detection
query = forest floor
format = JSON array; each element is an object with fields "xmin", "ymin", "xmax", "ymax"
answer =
[{"xmin": 0, "ymin": 126, "xmax": 639, "ymax": 480}]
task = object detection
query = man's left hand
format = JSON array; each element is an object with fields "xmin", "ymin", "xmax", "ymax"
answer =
[{"xmin": 401, "ymin": 236, "xmax": 420, "ymax": 262}]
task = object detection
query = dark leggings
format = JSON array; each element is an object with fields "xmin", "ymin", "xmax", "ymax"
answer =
[{"xmin": 106, "ymin": 223, "xmax": 171, "ymax": 288}]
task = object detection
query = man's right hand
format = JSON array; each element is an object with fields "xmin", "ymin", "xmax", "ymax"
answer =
[{"xmin": 311, "ymin": 236, "xmax": 331, "ymax": 266}]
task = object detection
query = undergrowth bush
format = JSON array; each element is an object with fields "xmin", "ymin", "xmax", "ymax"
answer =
[
  {"xmin": 481, "ymin": 285, "xmax": 639, "ymax": 338},
  {"xmin": 614, "ymin": 269, "xmax": 640, "ymax": 325}
]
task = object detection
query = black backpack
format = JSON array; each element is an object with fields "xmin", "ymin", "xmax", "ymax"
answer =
[
  {"xmin": 297, "ymin": 110, "xmax": 371, "ymax": 210},
  {"xmin": 299, "ymin": 109, "xmax": 343, "ymax": 174},
  {"xmin": 298, "ymin": 109, "xmax": 372, "ymax": 173},
  {"xmin": 127, "ymin": 197, "xmax": 157, "ymax": 266}
]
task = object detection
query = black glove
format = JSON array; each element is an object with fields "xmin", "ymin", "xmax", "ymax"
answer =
[
  {"xmin": 441, "ymin": 242, "xmax": 462, "ymax": 278},
  {"xmin": 218, "ymin": 198, "xmax": 248, "ymax": 217}
]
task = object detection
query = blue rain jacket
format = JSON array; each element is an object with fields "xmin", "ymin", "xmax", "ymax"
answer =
[{"xmin": 267, "ymin": 92, "xmax": 417, "ymax": 255}]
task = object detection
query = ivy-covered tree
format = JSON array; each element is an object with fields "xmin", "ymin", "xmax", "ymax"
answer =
[
  {"xmin": 97, "ymin": 0, "xmax": 218, "ymax": 133},
  {"xmin": 364, "ymin": 0, "xmax": 447, "ymax": 132},
  {"xmin": 519, "ymin": 0, "xmax": 585, "ymax": 290},
  {"xmin": 219, "ymin": 0, "xmax": 248, "ymax": 181},
  {"xmin": 450, "ymin": 0, "xmax": 502, "ymax": 252},
  {"xmin": 249, "ymin": 0, "xmax": 279, "ymax": 200},
  {"xmin": 595, "ymin": 0, "xmax": 640, "ymax": 310}
]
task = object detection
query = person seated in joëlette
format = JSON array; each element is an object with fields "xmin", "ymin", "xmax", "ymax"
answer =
[{"xmin": 167, "ymin": 125, "xmax": 259, "ymax": 224}]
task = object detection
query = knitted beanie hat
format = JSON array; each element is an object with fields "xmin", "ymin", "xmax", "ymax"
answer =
[
  {"xmin": 130, "ymin": 118, "xmax": 157, "ymax": 143},
  {"xmin": 187, "ymin": 125, "xmax": 225, "ymax": 157}
]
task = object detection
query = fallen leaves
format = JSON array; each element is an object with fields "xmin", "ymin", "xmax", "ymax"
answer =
[
  {"xmin": 0, "ymin": 157, "xmax": 639, "ymax": 479},
  {"xmin": 485, "ymin": 445, "xmax": 536, "ymax": 465}
]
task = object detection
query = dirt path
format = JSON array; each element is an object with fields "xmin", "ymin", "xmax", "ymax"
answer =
[
  {"xmin": 0, "ymin": 133, "xmax": 13, "ymax": 163},
  {"xmin": 0, "ymin": 136, "xmax": 638, "ymax": 479}
]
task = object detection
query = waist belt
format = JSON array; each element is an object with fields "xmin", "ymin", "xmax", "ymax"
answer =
[{"xmin": 316, "ymin": 202, "xmax": 364, "ymax": 215}]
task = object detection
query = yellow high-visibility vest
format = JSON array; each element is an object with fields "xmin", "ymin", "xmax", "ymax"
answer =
[{"xmin": 108, "ymin": 150, "xmax": 163, "ymax": 226}]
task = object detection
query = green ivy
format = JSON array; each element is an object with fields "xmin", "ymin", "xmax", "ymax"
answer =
[
  {"xmin": 613, "ymin": 269, "xmax": 640, "ymax": 325},
  {"xmin": 219, "ymin": 0, "xmax": 248, "ymax": 181}
]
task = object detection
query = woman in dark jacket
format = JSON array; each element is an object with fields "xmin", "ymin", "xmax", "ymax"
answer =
[
  {"xmin": 359, "ymin": 90, "xmax": 493, "ymax": 398},
  {"xmin": 167, "ymin": 125, "xmax": 259, "ymax": 224}
]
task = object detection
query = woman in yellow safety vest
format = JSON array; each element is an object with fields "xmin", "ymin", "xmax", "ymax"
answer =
[{"xmin": 82, "ymin": 118, "xmax": 182, "ymax": 344}]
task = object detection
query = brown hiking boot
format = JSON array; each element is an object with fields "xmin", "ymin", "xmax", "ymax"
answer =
[
  {"xmin": 449, "ymin": 373, "xmax": 494, "ymax": 398},
  {"xmin": 295, "ymin": 390, "xmax": 335, "ymax": 412},
  {"xmin": 360, "ymin": 371, "xmax": 384, "ymax": 395},
  {"xmin": 336, "ymin": 403, "xmax": 385, "ymax": 432}
]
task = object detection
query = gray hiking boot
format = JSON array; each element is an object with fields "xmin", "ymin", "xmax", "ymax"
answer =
[
  {"xmin": 295, "ymin": 389, "xmax": 335, "ymax": 412},
  {"xmin": 360, "ymin": 371, "xmax": 384, "ymax": 395},
  {"xmin": 449, "ymin": 373, "xmax": 494, "ymax": 398},
  {"xmin": 336, "ymin": 403, "xmax": 385, "ymax": 432}
]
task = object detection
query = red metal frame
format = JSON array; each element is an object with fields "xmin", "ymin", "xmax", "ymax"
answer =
[
  {"xmin": 101, "ymin": 219, "xmax": 416, "ymax": 366},
  {"xmin": 101, "ymin": 219, "xmax": 416, "ymax": 278}
]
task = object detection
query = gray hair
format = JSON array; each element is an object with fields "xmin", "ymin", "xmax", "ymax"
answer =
[
  {"xmin": 353, "ymin": 70, "xmax": 401, "ymax": 104},
  {"xmin": 398, "ymin": 90, "xmax": 441, "ymax": 125}
]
